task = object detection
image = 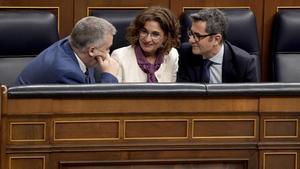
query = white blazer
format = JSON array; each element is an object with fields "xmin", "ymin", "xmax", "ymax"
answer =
[{"xmin": 111, "ymin": 45, "xmax": 179, "ymax": 83}]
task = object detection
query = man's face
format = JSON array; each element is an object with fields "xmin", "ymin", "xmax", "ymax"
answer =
[
  {"xmin": 97, "ymin": 33, "xmax": 113, "ymax": 54},
  {"xmin": 188, "ymin": 21, "xmax": 216, "ymax": 57},
  {"xmin": 88, "ymin": 33, "xmax": 113, "ymax": 67}
]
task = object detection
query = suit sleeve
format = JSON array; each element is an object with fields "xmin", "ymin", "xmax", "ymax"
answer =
[
  {"xmin": 245, "ymin": 54, "xmax": 259, "ymax": 82},
  {"xmin": 111, "ymin": 50, "xmax": 123, "ymax": 82},
  {"xmin": 176, "ymin": 46, "xmax": 192, "ymax": 82},
  {"xmin": 170, "ymin": 48, "xmax": 179, "ymax": 82},
  {"xmin": 100, "ymin": 72, "xmax": 118, "ymax": 83},
  {"xmin": 58, "ymin": 71, "xmax": 86, "ymax": 84}
]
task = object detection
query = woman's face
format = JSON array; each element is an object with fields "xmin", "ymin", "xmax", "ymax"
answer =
[{"xmin": 138, "ymin": 20, "xmax": 165, "ymax": 56}]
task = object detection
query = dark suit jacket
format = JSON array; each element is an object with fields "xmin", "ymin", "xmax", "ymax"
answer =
[
  {"xmin": 176, "ymin": 41, "xmax": 258, "ymax": 83},
  {"xmin": 15, "ymin": 38, "xmax": 117, "ymax": 85}
]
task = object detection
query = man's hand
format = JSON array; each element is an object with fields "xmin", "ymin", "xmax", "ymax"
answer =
[{"xmin": 96, "ymin": 51, "xmax": 119, "ymax": 76}]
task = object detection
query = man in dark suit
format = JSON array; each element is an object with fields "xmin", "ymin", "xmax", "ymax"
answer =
[
  {"xmin": 177, "ymin": 8, "xmax": 258, "ymax": 83},
  {"xmin": 15, "ymin": 16, "xmax": 119, "ymax": 85}
]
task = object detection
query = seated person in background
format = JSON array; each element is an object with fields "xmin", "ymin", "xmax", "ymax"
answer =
[
  {"xmin": 15, "ymin": 16, "xmax": 119, "ymax": 85},
  {"xmin": 176, "ymin": 8, "xmax": 258, "ymax": 83},
  {"xmin": 111, "ymin": 6, "xmax": 180, "ymax": 83}
]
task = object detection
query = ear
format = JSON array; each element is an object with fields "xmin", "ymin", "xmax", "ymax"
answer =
[
  {"xmin": 88, "ymin": 47, "xmax": 97, "ymax": 57},
  {"xmin": 214, "ymin": 34, "xmax": 222, "ymax": 44}
]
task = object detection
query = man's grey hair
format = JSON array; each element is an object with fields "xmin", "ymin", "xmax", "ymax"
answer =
[
  {"xmin": 69, "ymin": 16, "xmax": 116, "ymax": 52},
  {"xmin": 190, "ymin": 8, "xmax": 228, "ymax": 41}
]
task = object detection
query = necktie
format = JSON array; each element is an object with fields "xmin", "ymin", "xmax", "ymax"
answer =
[
  {"xmin": 85, "ymin": 68, "xmax": 91, "ymax": 84},
  {"xmin": 202, "ymin": 59, "xmax": 213, "ymax": 83}
]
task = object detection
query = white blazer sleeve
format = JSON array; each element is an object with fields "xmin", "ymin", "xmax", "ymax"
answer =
[
  {"xmin": 170, "ymin": 48, "xmax": 179, "ymax": 82},
  {"xmin": 111, "ymin": 50, "xmax": 123, "ymax": 82}
]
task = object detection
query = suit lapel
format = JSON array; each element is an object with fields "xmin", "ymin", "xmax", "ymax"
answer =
[
  {"xmin": 222, "ymin": 41, "xmax": 237, "ymax": 82},
  {"xmin": 88, "ymin": 68, "xmax": 96, "ymax": 83},
  {"xmin": 85, "ymin": 68, "xmax": 96, "ymax": 84},
  {"xmin": 190, "ymin": 53, "xmax": 203, "ymax": 82}
]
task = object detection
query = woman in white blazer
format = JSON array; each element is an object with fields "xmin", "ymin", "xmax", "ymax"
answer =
[{"xmin": 111, "ymin": 6, "xmax": 180, "ymax": 82}]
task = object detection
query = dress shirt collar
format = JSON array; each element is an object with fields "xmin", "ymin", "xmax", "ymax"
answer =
[
  {"xmin": 209, "ymin": 43, "xmax": 224, "ymax": 65},
  {"xmin": 73, "ymin": 52, "xmax": 87, "ymax": 73}
]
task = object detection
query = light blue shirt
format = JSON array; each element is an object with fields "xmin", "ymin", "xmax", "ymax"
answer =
[{"xmin": 207, "ymin": 44, "xmax": 224, "ymax": 83}]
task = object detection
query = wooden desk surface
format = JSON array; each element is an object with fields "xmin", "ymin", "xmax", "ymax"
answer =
[{"xmin": 2, "ymin": 83, "xmax": 300, "ymax": 169}]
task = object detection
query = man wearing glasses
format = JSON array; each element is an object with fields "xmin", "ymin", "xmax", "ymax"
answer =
[{"xmin": 176, "ymin": 8, "xmax": 258, "ymax": 83}]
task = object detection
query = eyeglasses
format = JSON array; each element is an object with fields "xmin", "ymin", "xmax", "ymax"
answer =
[
  {"xmin": 187, "ymin": 29, "xmax": 216, "ymax": 42},
  {"xmin": 139, "ymin": 28, "xmax": 162, "ymax": 42}
]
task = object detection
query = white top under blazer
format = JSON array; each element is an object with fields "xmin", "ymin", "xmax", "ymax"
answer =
[{"xmin": 111, "ymin": 45, "xmax": 179, "ymax": 83}]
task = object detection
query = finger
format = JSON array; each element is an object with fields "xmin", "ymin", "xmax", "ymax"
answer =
[
  {"xmin": 97, "ymin": 56, "xmax": 104, "ymax": 64},
  {"xmin": 98, "ymin": 52, "xmax": 109, "ymax": 61},
  {"xmin": 97, "ymin": 55, "xmax": 106, "ymax": 61},
  {"xmin": 98, "ymin": 57, "xmax": 104, "ymax": 65},
  {"xmin": 95, "ymin": 56, "xmax": 102, "ymax": 62}
]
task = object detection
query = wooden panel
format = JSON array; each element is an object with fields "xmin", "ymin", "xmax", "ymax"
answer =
[
  {"xmin": 0, "ymin": 85, "xmax": 2, "ymax": 112},
  {"xmin": 170, "ymin": 0, "xmax": 263, "ymax": 16},
  {"xmin": 124, "ymin": 120, "xmax": 188, "ymax": 139},
  {"xmin": 0, "ymin": 85, "xmax": 4, "ymax": 116},
  {"xmin": 7, "ymin": 97, "xmax": 258, "ymax": 114},
  {"xmin": 0, "ymin": 85, "xmax": 4, "ymax": 169},
  {"xmin": 9, "ymin": 156, "xmax": 45, "ymax": 169},
  {"xmin": 193, "ymin": 119, "xmax": 256, "ymax": 139},
  {"xmin": 260, "ymin": 97, "xmax": 300, "ymax": 113},
  {"xmin": 264, "ymin": 119, "xmax": 298, "ymax": 138},
  {"xmin": 6, "ymin": 99, "xmax": 52, "ymax": 114},
  {"xmin": 10, "ymin": 122, "xmax": 46, "ymax": 142},
  {"xmin": 2, "ymin": 95, "xmax": 260, "ymax": 169},
  {"xmin": 59, "ymin": 159, "xmax": 246, "ymax": 169},
  {"xmin": 54, "ymin": 120, "xmax": 120, "ymax": 141},
  {"xmin": 263, "ymin": 152, "xmax": 297, "ymax": 169},
  {"xmin": 87, "ymin": 7, "xmax": 144, "ymax": 17},
  {"xmin": 74, "ymin": 0, "xmax": 169, "ymax": 23},
  {"xmin": 52, "ymin": 97, "xmax": 257, "ymax": 114},
  {"xmin": 0, "ymin": 0, "xmax": 74, "ymax": 38}
]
